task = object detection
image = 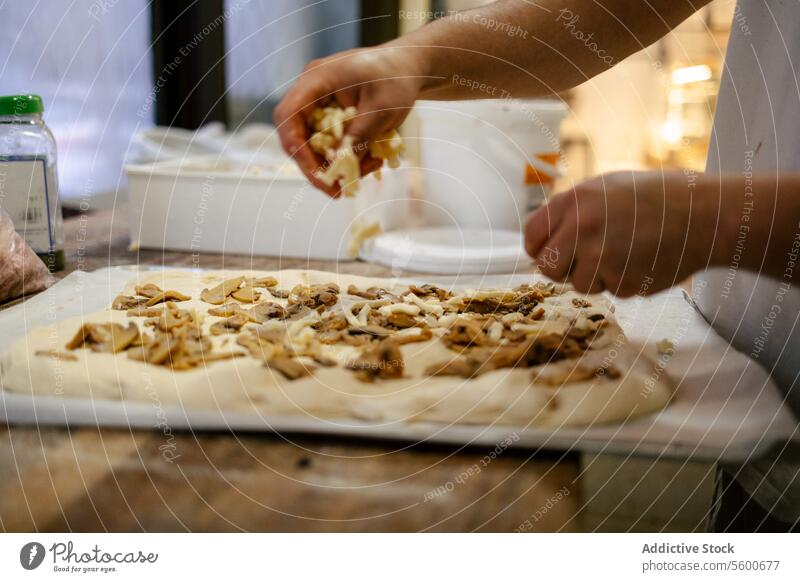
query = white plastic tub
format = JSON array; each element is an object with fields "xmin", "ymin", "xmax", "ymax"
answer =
[
  {"xmin": 416, "ymin": 99, "xmax": 567, "ymax": 231},
  {"xmin": 125, "ymin": 156, "xmax": 409, "ymax": 261}
]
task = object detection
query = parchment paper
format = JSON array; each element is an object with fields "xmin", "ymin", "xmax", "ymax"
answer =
[{"xmin": 0, "ymin": 266, "xmax": 796, "ymax": 461}]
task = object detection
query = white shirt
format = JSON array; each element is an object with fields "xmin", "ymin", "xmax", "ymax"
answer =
[
  {"xmin": 699, "ymin": 0, "xmax": 800, "ymax": 415},
  {"xmin": 697, "ymin": 0, "xmax": 800, "ymax": 520}
]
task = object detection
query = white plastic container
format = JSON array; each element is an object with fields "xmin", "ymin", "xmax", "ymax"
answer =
[
  {"xmin": 415, "ymin": 99, "xmax": 567, "ymax": 231},
  {"xmin": 125, "ymin": 156, "xmax": 409, "ymax": 261}
]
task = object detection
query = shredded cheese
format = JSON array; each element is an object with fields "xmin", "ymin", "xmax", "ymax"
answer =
[
  {"xmin": 341, "ymin": 298, "xmax": 391, "ymax": 328},
  {"xmin": 356, "ymin": 304, "xmax": 371, "ymax": 326},
  {"xmin": 488, "ymin": 321, "xmax": 504, "ymax": 343},
  {"xmin": 436, "ymin": 313, "xmax": 459, "ymax": 328},
  {"xmin": 378, "ymin": 303, "xmax": 420, "ymax": 317},
  {"xmin": 347, "ymin": 219, "xmax": 382, "ymax": 258},
  {"xmin": 287, "ymin": 317, "xmax": 321, "ymax": 351},
  {"xmin": 369, "ymin": 130, "xmax": 404, "ymax": 168},
  {"xmin": 511, "ymin": 320, "xmax": 570, "ymax": 336},
  {"xmin": 404, "ymin": 293, "xmax": 444, "ymax": 317},
  {"xmin": 307, "ymin": 104, "xmax": 404, "ymax": 198},
  {"xmin": 501, "ymin": 312, "xmax": 525, "ymax": 324},
  {"xmin": 315, "ymin": 135, "xmax": 361, "ymax": 197}
]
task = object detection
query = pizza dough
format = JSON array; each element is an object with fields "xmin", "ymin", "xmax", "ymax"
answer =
[{"xmin": 0, "ymin": 270, "xmax": 673, "ymax": 428}]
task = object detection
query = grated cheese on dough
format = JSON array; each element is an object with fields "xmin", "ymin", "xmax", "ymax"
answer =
[{"xmin": 404, "ymin": 293, "xmax": 444, "ymax": 317}]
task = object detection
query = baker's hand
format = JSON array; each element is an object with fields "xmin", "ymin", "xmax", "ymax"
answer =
[
  {"xmin": 525, "ymin": 171, "xmax": 718, "ymax": 297},
  {"xmin": 274, "ymin": 47, "xmax": 424, "ymax": 196}
]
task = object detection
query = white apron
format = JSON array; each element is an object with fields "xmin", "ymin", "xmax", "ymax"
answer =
[{"xmin": 698, "ymin": 0, "xmax": 800, "ymax": 521}]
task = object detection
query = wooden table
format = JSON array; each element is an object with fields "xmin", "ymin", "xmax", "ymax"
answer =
[{"xmin": 0, "ymin": 207, "xmax": 581, "ymax": 532}]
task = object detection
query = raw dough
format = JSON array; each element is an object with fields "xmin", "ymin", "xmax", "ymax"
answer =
[{"xmin": 0, "ymin": 270, "xmax": 673, "ymax": 428}]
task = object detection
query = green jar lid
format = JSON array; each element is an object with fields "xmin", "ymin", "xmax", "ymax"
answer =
[{"xmin": 0, "ymin": 94, "xmax": 44, "ymax": 115}]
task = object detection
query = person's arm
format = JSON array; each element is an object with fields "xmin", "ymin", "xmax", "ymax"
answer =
[
  {"xmin": 274, "ymin": 0, "xmax": 707, "ymax": 195},
  {"xmin": 524, "ymin": 171, "xmax": 800, "ymax": 296},
  {"xmin": 399, "ymin": 0, "xmax": 704, "ymax": 100}
]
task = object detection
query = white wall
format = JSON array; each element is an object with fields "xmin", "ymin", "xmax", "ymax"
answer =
[{"xmin": 0, "ymin": 0, "xmax": 153, "ymax": 205}]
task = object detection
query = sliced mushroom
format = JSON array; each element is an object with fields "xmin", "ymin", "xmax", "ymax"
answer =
[
  {"xmin": 446, "ymin": 286, "xmax": 545, "ymax": 316},
  {"xmin": 127, "ymin": 333, "xmax": 179, "ymax": 365},
  {"xmin": 289, "ymin": 283, "xmax": 340, "ymax": 309},
  {"xmin": 127, "ymin": 305, "xmax": 170, "ymax": 318},
  {"xmin": 200, "ymin": 276, "xmax": 246, "ymax": 304},
  {"xmin": 66, "ymin": 322, "xmax": 141, "ymax": 353},
  {"xmin": 534, "ymin": 363, "xmax": 620, "ymax": 386},
  {"xmin": 144, "ymin": 289, "xmax": 191, "ymax": 306},
  {"xmin": 35, "ymin": 350, "xmax": 78, "ymax": 362},
  {"xmin": 208, "ymin": 303, "xmax": 245, "ymax": 318},
  {"xmin": 210, "ymin": 312, "xmax": 249, "ymax": 335},
  {"xmin": 245, "ymin": 276, "xmax": 278, "ymax": 288},
  {"xmin": 236, "ymin": 327, "xmax": 285, "ymax": 360},
  {"xmin": 66, "ymin": 324, "xmax": 97, "ymax": 350},
  {"xmin": 517, "ymin": 281, "xmax": 558, "ymax": 298},
  {"xmin": 128, "ymin": 326, "xmax": 219, "ymax": 370},
  {"xmin": 145, "ymin": 303, "xmax": 195, "ymax": 332},
  {"xmin": 312, "ymin": 314, "xmax": 348, "ymax": 344},
  {"xmin": 285, "ymin": 303, "xmax": 313, "ymax": 321},
  {"xmin": 386, "ymin": 311, "xmax": 417, "ymax": 329},
  {"xmin": 266, "ymin": 356, "xmax": 311, "ymax": 380},
  {"xmin": 427, "ymin": 330, "xmax": 586, "ymax": 379},
  {"xmin": 135, "ymin": 283, "xmax": 162, "ymax": 299},
  {"xmin": 407, "ymin": 284, "xmax": 452, "ymax": 301},
  {"xmin": 426, "ymin": 358, "xmax": 481, "ymax": 379},
  {"xmin": 440, "ymin": 317, "xmax": 491, "ymax": 349},
  {"xmin": 98, "ymin": 322, "xmax": 142, "ymax": 353},
  {"xmin": 230, "ymin": 285, "xmax": 260, "ymax": 303},
  {"xmin": 112, "ymin": 295, "xmax": 146, "ymax": 310},
  {"xmin": 347, "ymin": 285, "xmax": 394, "ymax": 300},
  {"xmin": 250, "ymin": 302, "xmax": 288, "ymax": 322},
  {"xmin": 347, "ymin": 338, "xmax": 404, "ymax": 382}
]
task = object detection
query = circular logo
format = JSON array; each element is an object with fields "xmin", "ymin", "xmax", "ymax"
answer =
[{"xmin": 19, "ymin": 542, "xmax": 46, "ymax": 570}]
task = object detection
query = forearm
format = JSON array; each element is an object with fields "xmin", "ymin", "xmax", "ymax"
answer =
[
  {"xmin": 711, "ymin": 173, "xmax": 800, "ymax": 283},
  {"xmin": 388, "ymin": 0, "xmax": 705, "ymax": 100}
]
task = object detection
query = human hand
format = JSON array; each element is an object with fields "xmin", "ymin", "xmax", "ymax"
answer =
[
  {"xmin": 525, "ymin": 171, "xmax": 719, "ymax": 296},
  {"xmin": 274, "ymin": 46, "xmax": 424, "ymax": 197}
]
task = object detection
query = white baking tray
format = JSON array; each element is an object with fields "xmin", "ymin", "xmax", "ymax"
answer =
[{"xmin": 1, "ymin": 267, "xmax": 796, "ymax": 462}]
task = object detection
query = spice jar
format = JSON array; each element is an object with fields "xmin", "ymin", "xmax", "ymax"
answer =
[{"xmin": 0, "ymin": 94, "xmax": 64, "ymax": 271}]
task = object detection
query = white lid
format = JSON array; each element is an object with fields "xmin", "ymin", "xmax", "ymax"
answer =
[{"xmin": 360, "ymin": 226, "xmax": 529, "ymax": 275}]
